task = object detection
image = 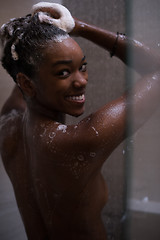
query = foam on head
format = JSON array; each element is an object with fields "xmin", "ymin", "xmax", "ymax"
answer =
[
  {"xmin": 53, "ymin": 34, "xmax": 69, "ymax": 43},
  {"xmin": 31, "ymin": 2, "xmax": 75, "ymax": 33},
  {"xmin": 0, "ymin": 3, "xmax": 74, "ymax": 81}
]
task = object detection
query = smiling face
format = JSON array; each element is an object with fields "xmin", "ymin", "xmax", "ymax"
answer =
[{"xmin": 33, "ymin": 37, "xmax": 88, "ymax": 117}]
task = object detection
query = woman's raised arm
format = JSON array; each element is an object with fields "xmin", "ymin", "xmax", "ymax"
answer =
[
  {"xmin": 71, "ymin": 18, "xmax": 160, "ymax": 75},
  {"xmin": 68, "ymin": 18, "xmax": 160, "ymax": 160}
]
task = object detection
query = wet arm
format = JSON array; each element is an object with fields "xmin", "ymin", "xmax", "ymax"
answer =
[
  {"xmin": 70, "ymin": 19, "xmax": 160, "ymax": 154},
  {"xmin": 71, "ymin": 18, "xmax": 160, "ymax": 75},
  {"xmin": 1, "ymin": 85, "xmax": 26, "ymax": 115}
]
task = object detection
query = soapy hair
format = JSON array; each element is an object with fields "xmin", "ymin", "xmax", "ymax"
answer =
[{"xmin": 0, "ymin": 13, "xmax": 69, "ymax": 82}]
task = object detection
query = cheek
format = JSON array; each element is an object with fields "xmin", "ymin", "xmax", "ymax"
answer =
[
  {"xmin": 34, "ymin": 73, "xmax": 71, "ymax": 104},
  {"xmin": 35, "ymin": 82, "xmax": 64, "ymax": 106},
  {"xmin": 34, "ymin": 81, "xmax": 53, "ymax": 104}
]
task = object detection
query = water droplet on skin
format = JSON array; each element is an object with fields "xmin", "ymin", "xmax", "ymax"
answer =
[
  {"xmin": 49, "ymin": 132, "xmax": 56, "ymax": 139},
  {"xmin": 86, "ymin": 117, "xmax": 91, "ymax": 123},
  {"xmin": 40, "ymin": 128, "xmax": 47, "ymax": 137},
  {"xmin": 92, "ymin": 126, "xmax": 99, "ymax": 136},
  {"xmin": 137, "ymin": 93, "xmax": 142, "ymax": 99},
  {"xmin": 134, "ymin": 40, "xmax": 143, "ymax": 47},
  {"xmin": 123, "ymin": 150, "xmax": 125, "ymax": 155},
  {"xmin": 90, "ymin": 152, "xmax": 96, "ymax": 158},
  {"xmin": 77, "ymin": 155, "xmax": 84, "ymax": 161}
]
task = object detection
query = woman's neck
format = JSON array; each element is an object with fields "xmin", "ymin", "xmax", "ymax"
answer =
[{"xmin": 25, "ymin": 103, "xmax": 66, "ymax": 124}]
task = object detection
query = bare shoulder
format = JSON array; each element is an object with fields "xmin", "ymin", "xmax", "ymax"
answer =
[
  {"xmin": 29, "ymin": 94, "xmax": 127, "ymax": 176},
  {"xmin": 32, "ymin": 114, "xmax": 114, "ymax": 172}
]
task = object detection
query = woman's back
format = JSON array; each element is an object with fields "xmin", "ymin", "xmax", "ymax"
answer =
[
  {"xmin": 0, "ymin": 110, "xmax": 108, "ymax": 239},
  {"xmin": 0, "ymin": 111, "xmax": 49, "ymax": 239}
]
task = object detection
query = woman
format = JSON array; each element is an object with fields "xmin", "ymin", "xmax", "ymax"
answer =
[{"xmin": 0, "ymin": 3, "xmax": 160, "ymax": 240}]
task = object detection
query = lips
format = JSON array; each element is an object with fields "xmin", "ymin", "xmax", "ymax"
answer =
[{"xmin": 65, "ymin": 93, "xmax": 85, "ymax": 103}]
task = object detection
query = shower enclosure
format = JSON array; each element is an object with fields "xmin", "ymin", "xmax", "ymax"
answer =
[{"xmin": 0, "ymin": 0, "xmax": 160, "ymax": 239}]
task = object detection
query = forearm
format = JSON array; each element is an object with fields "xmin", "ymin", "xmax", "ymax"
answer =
[
  {"xmin": 1, "ymin": 85, "xmax": 26, "ymax": 115},
  {"xmin": 72, "ymin": 19, "xmax": 126, "ymax": 59},
  {"xmin": 72, "ymin": 19, "xmax": 160, "ymax": 75},
  {"xmin": 128, "ymin": 71, "xmax": 160, "ymax": 133}
]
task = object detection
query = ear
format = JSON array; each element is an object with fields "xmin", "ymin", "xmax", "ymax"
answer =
[{"xmin": 16, "ymin": 73, "xmax": 36, "ymax": 98}]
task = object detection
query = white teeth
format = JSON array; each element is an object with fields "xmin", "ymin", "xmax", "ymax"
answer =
[{"xmin": 67, "ymin": 94, "xmax": 84, "ymax": 101}]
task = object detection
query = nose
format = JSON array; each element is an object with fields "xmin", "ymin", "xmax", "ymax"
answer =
[{"xmin": 72, "ymin": 71, "xmax": 88, "ymax": 89}]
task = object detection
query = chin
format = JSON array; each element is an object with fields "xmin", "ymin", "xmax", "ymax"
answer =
[
  {"xmin": 69, "ymin": 112, "xmax": 84, "ymax": 118},
  {"xmin": 67, "ymin": 109, "xmax": 85, "ymax": 118},
  {"xmin": 74, "ymin": 113, "xmax": 84, "ymax": 118}
]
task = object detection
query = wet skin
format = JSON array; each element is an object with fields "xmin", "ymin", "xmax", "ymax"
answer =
[
  {"xmin": 1, "ymin": 18, "xmax": 160, "ymax": 240},
  {"xmin": 0, "ymin": 38, "xmax": 110, "ymax": 240}
]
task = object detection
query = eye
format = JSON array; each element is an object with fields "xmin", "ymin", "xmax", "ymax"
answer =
[
  {"xmin": 57, "ymin": 70, "xmax": 70, "ymax": 78},
  {"xmin": 79, "ymin": 62, "xmax": 87, "ymax": 72}
]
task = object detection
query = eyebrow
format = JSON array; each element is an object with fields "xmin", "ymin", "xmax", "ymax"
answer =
[{"xmin": 52, "ymin": 56, "xmax": 86, "ymax": 67}]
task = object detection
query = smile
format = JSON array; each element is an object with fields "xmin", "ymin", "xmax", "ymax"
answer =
[{"xmin": 65, "ymin": 94, "xmax": 85, "ymax": 103}]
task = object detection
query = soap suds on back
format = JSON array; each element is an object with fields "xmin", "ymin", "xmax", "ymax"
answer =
[{"xmin": 0, "ymin": 109, "xmax": 19, "ymax": 131}]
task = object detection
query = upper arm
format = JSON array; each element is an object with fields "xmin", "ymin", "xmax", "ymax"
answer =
[
  {"xmin": 76, "ymin": 95, "xmax": 127, "ymax": 155},
  {"xmin": 51, "ymin": 95, "xmax": 127, "ymax": 168}
]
